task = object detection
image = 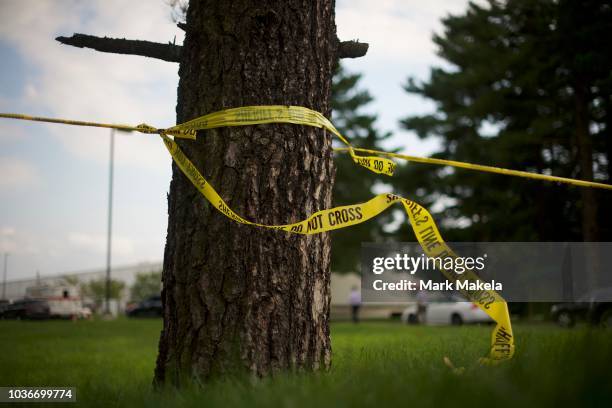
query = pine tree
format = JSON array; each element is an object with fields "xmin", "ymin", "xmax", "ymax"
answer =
[
  {"xmin": 397, "ymin": 0, "xmax": 612, "ymax": 242},
  {"xmin": 331, "ymin": 64, "xmax": 392, "ymax": 273},
  {"xmin": 57, "ymin": 0, "xmax": 371, "ymax": 384}
]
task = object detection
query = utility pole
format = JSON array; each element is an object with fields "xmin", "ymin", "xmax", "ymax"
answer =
[
  {"xmin": 105, "ymin": 129, "xmax": 114, "ymax": 315},
  {"xmin": 2, "ymin": 253, "xmax": 8, "ymax": 300}
]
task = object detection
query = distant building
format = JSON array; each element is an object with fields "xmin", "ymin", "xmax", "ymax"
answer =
[
  {"xmin": 2, "ymin": 262, "xmax": 162, "ymax": 308},
  {"xmin": 3, "ymin": 264, "xmax": 405, "ymax": 319}
]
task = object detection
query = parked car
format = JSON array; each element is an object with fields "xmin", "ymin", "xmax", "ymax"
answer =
[
  {"xmin": 551, "ymin": 288, "xmax": 612, "ymax": 328},
  {"xmin": 0, "ymin": 299, "xmax": 9, "ymax": 315},
  {"xmin": 401, "ymin": 293, "xmax": 492, "ymax": 326},
  {"xmin": 0, "ymin": 299, "xmax": 51, "ymax": 320},
  {"xmin": 78, "ymin": 306, "xmax": 93, "ymax": 320},
  {"xmin": 126, "ymin": 295, "xmax": 162, "ymax": 318}
]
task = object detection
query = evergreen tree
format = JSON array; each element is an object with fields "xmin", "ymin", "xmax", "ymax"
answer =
[
  {"xmin": 59, "ymin": 0, "xmax": 345, "ymax": 382},
  {"xmin": 397, "ymin": 0, "xmax": 612, "ymax": 242},
  {"xmin": 331, "ymin": 64, "xmax": 392, "ymax": 273}
]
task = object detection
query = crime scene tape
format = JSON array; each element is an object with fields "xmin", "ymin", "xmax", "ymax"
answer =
[
  {"xmin": 335, "ymin": 147, "xmax": 612, "ymax": 191},
  {"xmin": 0, "ymin": 106, "xmax": 396, "ymax": 176},
  {"xmin": 166, "ymin": 105, "xmax": 397, "ymax": 176},
  {"xmin": 161, "ymin": 133, "xmax": 514, "ymax": 364},
  {"xmin": 162, "ymin": 135, "xmax": 514, "ymax": 364},
  {"xmin": 4, "ymin": 104, "xmax": 611, "ymax": 366}
]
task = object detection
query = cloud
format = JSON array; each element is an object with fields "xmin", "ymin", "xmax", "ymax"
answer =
[
  {"xmin": 0, "ymin": 227, "xmax": 15, "ymax": 236},
  {"xmin": 68, "ymin": 232, "xmax": 135, "ymax": 256},
  {"xmin": 0, "ymin": 157, "xmax": 39, "ymax": 188},
  {"xmin": 0, "ymin": 0, "xmax": 474, "ymax": 165},
  {"xmin": 0, "ymin": 0, "xmax": 182, "ymax": 170},
  {"xmin": 0, "ymin": 226, "xmax": 18, "ymax": 253},
  {"xmin": 335, "ymin": 0, "xmax": 477, "ymax": 157},
  {"xmin": 0, "ymin": 226, "xmax": 146, "ymax": 278},
  {"xmin": 0, "ymin": 120, "xmax": 32, "ymax": 143},
  {"xmin": 0, "ymin": 1, "xmax": 479, "ymax": 279},
  {"xmin": 337, "ymin": 0, "xmax": 472, "ymax": 66},
  {"xmin": 0, "ymin": 226, "xmax": 40, "ymax": 254},
  {"xmin": 0, "ymin": 228, "xmax": 17, "ymax": 253}
]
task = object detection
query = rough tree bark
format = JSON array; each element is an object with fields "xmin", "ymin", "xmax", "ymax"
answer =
[
  {"xmin": 56, "ymin": 35, "xmax": 367, "ymax": 62},
  {"xmin": 56, "ymin": 34, "xmax": 182, "ymax": 62},
  {"xmin": 55, "ymin": 0, "xmax": 365, "ymax": 386},
  {"xmin": 154, "ymin": 0, "xmax": 337, "ymax": 385}
]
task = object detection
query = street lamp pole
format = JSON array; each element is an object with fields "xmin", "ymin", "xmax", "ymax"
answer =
[
  {"xmin": 1, "ymin": 253, "xmax": 7, "ymax": 300},
  {"xmin": 105, "ymin": 129, "xmax": 115, "ymax": 315}
]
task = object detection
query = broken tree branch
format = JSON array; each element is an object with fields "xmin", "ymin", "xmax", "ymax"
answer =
[
  {"xmin": 338, "ymin": 40, "xmax": 369, "ymax": 58},
  {"xmin": 175, "ymin": 23, "xmax": 369, "ymax": 59},
  {"xmin": 55, "ymin": 33, "xmax": 182, "ymax": 63},
  {"xmin": 56, "ymin": 33, "xmax": 368, "ymax": 62}
]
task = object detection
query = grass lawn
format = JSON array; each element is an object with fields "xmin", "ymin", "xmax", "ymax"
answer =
[{"xmin": 1, "ymin": 318, "xmax": 611, "ymax": 407}]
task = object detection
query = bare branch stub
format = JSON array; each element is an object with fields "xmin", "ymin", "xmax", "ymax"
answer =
[
  {"xmin": 338, "ymin": 40, "xmax": 369, "ymax": 59},
  {"xmin": 55, "ymin": 33, "xmax": 182, "ymax": 63},
  {"xmin": 55, "ymin": 33, "xmax": 367, "ymax": 62}
]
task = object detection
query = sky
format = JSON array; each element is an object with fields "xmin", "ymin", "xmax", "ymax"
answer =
[{"xmin": 0, "ymin": 0, "xmax": 473, "ymax": 280}]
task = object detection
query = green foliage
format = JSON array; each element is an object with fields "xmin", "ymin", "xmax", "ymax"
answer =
[
  {"xmin": 399, "ymin": 0, "xmax": 612, "ymax": 241},
  {"xmin": 331, "ymin": 64, "xmax": 393, "ymax": 272},
  {"xmin": 80, "ymin": 278, "xmax": 125, "ymax": 307},
  {"xmin": 1, "ymin": 320, "xmax": 612, "ymax": 407},
  {"xmin": 130, "ymin": 271, "xmax": 162, "ymax": 302}
]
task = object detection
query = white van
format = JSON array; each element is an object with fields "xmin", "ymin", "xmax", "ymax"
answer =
[{"xmin": 25, "ymin": 284, "xmax": 84, "ymax": 319}]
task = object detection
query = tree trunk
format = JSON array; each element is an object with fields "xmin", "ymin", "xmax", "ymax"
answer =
[
  {"xmin": 606, "ymin": 100, "xmax": 612, "ymax": 185},
  {"xmin": 154, "ymin": 0, "xmax": 337, "ymax": 386},
  {"xmin": 573, "ymin": 80, "xmax": 598, "ymax": 242}
]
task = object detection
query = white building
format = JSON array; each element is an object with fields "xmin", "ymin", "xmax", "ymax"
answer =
[
  {"xmin": 3, "ymin": 264, "xmax": 404, "ymax": 320},
  {"xmin": 2, "ymin": 262, "xmax": 162, "ymax": 306}
]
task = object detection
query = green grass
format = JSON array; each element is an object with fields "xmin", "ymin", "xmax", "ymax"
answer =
[{"xmin": 1, "ymin": 319, "xmax": 611, "ymax": 407}]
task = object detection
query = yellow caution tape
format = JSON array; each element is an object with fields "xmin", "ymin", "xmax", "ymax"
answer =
[
  {"xmin": 162, "ymin": 134, "xmax": 514, "ymax": 364},
  {"xmin": 0, "ymin": 112, "xmax": 197, "ymax": 139},
  {"xmin": 335, "ymin": 147, "xmax": 612, "ymax": 191},
  {"xmin": 9, "ymin": 103, "xmax": 612, "ymax": 366},
  {"xmin": 4, "ymin": 107, "xmax": 609, "ymax": 189},
  {"xmin": 167, "ymin": 105, "xmax": 396, "ymax": 176}
]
